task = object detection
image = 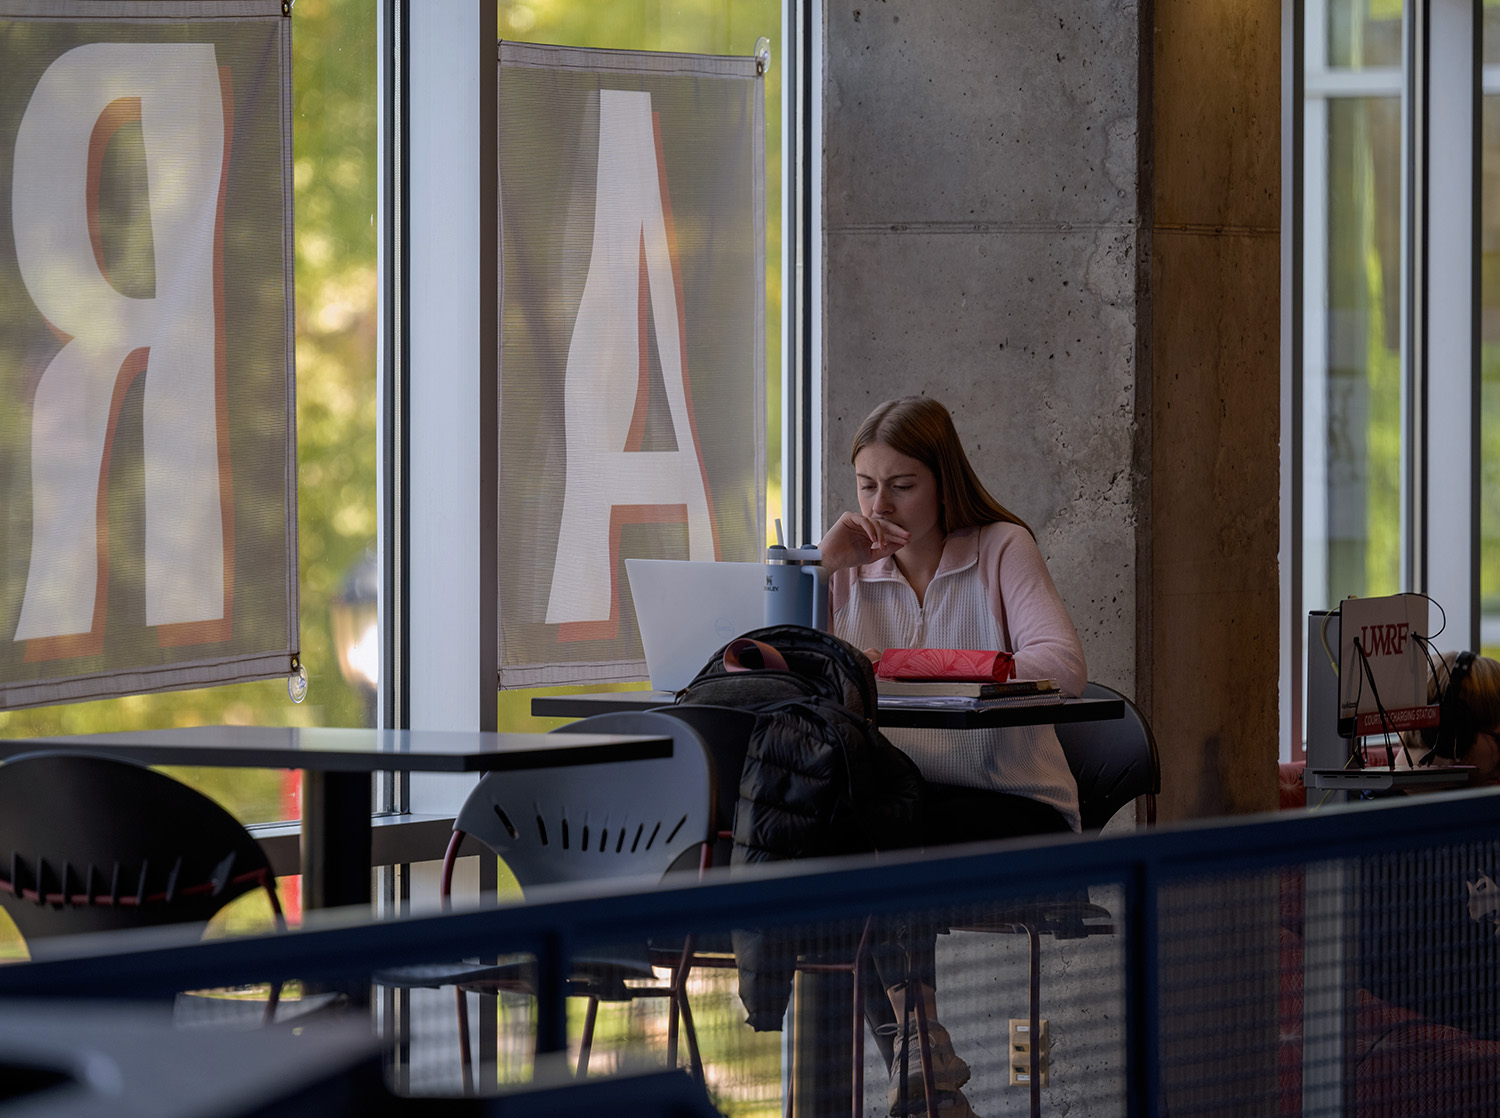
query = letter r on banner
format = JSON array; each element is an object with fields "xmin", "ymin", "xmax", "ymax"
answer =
[
  {"xmin": 546, "ymin": 89, "xmax": 719, "ymax": 637},
  {"xmin": 11, "ymin": 44, "xmax": 231, "ymax": 650}
]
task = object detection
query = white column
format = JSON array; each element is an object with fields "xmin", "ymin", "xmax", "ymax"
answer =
[
  {"xmin": 406, "ymin": 1, "xmax": 498, "ymax": 808},
  {"xmin": 808, "ymin": 0, "xmax": 824, "ymax": 539}
]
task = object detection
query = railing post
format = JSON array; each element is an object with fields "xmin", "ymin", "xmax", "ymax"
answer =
[
  {"xmin": 1125, "ymin": 858, "xmax": 1160, "ymax": 1118},
  {"xmin": 1302, "ymin": 859, "xmax": 1347, "ymax": 1116},
  {"xmin": 534, "ymin": 931, "xmax": 569, "ymax": 1058}
]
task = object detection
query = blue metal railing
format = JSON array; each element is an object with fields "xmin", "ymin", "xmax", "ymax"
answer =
[{"xmin": 4, "ymin": 785, "xmax": 1500, "ymax": 1115}]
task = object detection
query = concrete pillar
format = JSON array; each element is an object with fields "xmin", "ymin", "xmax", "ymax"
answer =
[
  {"xmin": 821, "ymin": 0, "xmax": 1281, "ymax": 821},
  {"xmin": 1149, "ymin": 0, "xmax": 1280, "ymax": 819}
]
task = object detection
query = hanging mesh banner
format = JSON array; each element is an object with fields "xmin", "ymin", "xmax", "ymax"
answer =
[
  {"xmin": 0, "ymin": 2, "xmax": 296, "ymax": 709},
  {"xmin": 497, "ymin": 42, "xmax": 765, "ymax": 689}
]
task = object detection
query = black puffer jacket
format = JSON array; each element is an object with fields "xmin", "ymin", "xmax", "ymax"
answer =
[
  {"xmin": 732, "ymin": 697, "xmax": 887, "ymax": 864},
  {"xmin": 677, "ymin": 626, "xmax": 924, "ymax": 1030},
  {"xmin": 726, "ymin": 696, "xmax": 900, "ymax": 1026}
]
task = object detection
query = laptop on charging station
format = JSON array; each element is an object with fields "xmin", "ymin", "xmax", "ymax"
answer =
[{"xmin": 625, "ymin": 559, "xmax": 765, "ymax": 691}]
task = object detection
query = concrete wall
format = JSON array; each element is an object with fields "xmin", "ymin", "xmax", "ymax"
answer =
[{"xmin": 822, "ymin": 0, "xmax": 1281, "ymax": 820}]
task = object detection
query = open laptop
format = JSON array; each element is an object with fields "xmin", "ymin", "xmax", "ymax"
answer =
[{"xmin": 625, "ymin": 559, "xmax": 765, "ymax": 691}]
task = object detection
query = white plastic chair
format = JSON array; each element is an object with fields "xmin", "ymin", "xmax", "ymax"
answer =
[{"xmin": 378, "ymin": 710, "xmax": 716, "ymax": 1089}]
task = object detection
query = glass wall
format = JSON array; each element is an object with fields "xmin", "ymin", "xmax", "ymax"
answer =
[
  {"xmin": 0, "ymin": 3, "xmax": 789, "ymax": 809},
  {"xmin": 497, "ymin": 0, "xmax": 783, "ymax": 544},
  {"xmin": 1481, "ymin": 0, "xmax": 1500, "ymax": 656},
  {"xmin": 494, "ymin": 0, "xmax": 787, "ymax": 732},
  {"xmin": 0, "ymin": 0, "xmax": 379, "ymax": 824},
  {"xmin": 1295, "ymin": 0, "xmax": 1500, "ymax": 756},
  {"xmin": 1303, "ymin": 0, "xmax": 1406, "ymax": 615},
  {"xmin": 0, "ymin": 1, "xmax": 796, "ymax": 952}
]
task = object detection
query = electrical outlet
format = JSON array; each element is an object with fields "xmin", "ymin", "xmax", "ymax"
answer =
[{"xmin": 1008, "ymin": 1018, "xmax": 1050, "ymax": 1087}]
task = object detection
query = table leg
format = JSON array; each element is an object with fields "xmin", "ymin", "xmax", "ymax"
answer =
[
  {"xmin": 791, "ymin": 969, "xmax": 855, "ymax": 1118},
  {"xmin": 301, "ymin": 769, "xmax": 373, "ymax": 911}
]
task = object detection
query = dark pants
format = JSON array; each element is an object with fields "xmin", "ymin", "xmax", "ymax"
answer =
[{"xmin": 866, "ymin": 784, "xmax": 1072, "ymax": 1067}]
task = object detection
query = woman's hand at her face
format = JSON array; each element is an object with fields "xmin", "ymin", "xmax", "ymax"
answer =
[{"xmin": 817, "ymin": 511, "xmax": 910, "ymax": 571}]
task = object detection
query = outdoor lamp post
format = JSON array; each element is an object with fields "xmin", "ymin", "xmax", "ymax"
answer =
[{"xmin": 329, "ymin": 549, "xmax": 378, "ymax": 724}]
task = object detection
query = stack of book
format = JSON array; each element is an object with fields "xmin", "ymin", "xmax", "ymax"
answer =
[{"xmin": 874, "ymin": 677, "xmax": 1062, "ymax": 708}]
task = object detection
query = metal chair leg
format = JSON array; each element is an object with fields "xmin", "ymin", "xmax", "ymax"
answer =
[
  {"xmin": 912, "ymin": 987, "xmax": 938, "ymax": 1118},
  {"xmin": 1025, "ymin": 922, "xmax": 1041, "ymax": 1118},
  {"xmin": 261, "ymin": 980, "xmax": 282, "ymax": 1027},
  {"xmin": 676, "ymin": 972, "xmax": 707, "ymax": 1082},
  {"xmin": 783, "ymin": 979, "xmax": 796, "ymax": 1118},
  {"xmin": 672, "ymin": 936, "xmax": 706, "ymax": 1082},
  {"xmin": 576, "ymin": 993, "xmax": 598, "ymax": 1078},
  {"xmin": 851, "ymin": 917, "xmax": 873, "ymax": 1118},
  {"xmin": 455, "ymin": 986, "xmax": 474, "ymax": 1096},
  {"xmin": 667, "ymin": 970, "xmax": 681, "ymax": 1068}
]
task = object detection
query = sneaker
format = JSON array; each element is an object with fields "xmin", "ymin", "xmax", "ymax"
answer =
[{"xmin": 884, "ymin": 1021, "xmax": 971, "ymax": 1116}]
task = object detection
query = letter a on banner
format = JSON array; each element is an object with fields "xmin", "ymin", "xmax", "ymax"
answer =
[
  {"xmin": 11, "ymin": 44, "xmax": 230, "ymax": 652},
  {"xmin": 546, "ymin": 89, "xmax": 718, "ymax": 637}
]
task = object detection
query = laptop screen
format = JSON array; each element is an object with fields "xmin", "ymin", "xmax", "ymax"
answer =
[{"xmin": 625, "ymin": 559, "xmax": 765, "ymax": 690}]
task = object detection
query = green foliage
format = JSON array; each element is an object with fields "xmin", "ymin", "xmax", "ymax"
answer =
[
  {"xmin": 1481, "ymin": 339, "xmax": 1500, "ymax": 657},
  {"xmin": 1321, "ymin": 95, "xmax": 1402, "ymax": 604},
  {"xmin": 1361, "ymin": 247, "xmax": 1401, "ymax": 598}
]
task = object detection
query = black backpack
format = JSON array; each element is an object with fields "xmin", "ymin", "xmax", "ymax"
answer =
[
  {"xmin": 675, "ymin": 624, "xmax": 924, "ymax": 861},
  {"xmin": 676, "ymin": 623, "xmax": 878, "ymax": 719}
]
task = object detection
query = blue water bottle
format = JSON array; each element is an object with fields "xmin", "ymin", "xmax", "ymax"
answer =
[{"xmin": 764, "ymin": 544, "xmax": 829, "ymax": 630}]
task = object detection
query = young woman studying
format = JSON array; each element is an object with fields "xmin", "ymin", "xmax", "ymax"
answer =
[{"xmin": 817, "ymin": 395, "xmax": 1089, "ymax": 1117}]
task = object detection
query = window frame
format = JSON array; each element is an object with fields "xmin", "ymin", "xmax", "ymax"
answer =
[
  {"xmin": 382, "ymin": 0, "xmax": 815, "ymax": 743},
  {"xmin": 1284, "ymin": 0, "xmax": 1483, "ymax": 761}
]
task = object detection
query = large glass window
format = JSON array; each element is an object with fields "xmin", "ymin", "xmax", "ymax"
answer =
[
  {"xmin": 1294, "ymin": 0, "xmax": 1500, "ymax": 756},
  {"xmin": 494, "ymin": 0, "xmax": 787, "ymax": 732},
  {"xmin": 1303, "ymin": 0, "xmax": 1405, "ymax": 617},
  {"xmin": 0, "ymin": 0, "xmax": 376, "ymax": 955},
  {"xmin": 1481, "ymin": 0, "xmax": 1500, "ymax": 655},
  {"xmin": 0, "ymin": 5, "xmax": 789, "ymax": 767},
  {"xmin": 498, "ymin": 0, "xmax": 782, "ymax": 541},
  {"xmin": 1291, "ymin": 0, "xmax": 1408, "ymax": 759},
  {"xmin": 0, "ymin": 0, "xmax": 379, "ymax": 818}
]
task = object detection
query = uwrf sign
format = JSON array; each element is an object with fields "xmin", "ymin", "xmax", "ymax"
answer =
[
  {"xmin": 0, "ymin": 4, "xmax": 297, "ymax": 709},
  {"xmin": 496, "ymin": 42, "xmax": 766, "ymax": 689},
  {"xmin": 1338, "ymin": 593, "xmax": 1441, "ymax": 737}
]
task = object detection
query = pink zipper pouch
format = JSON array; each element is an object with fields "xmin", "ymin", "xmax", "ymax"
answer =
[{"xmin": 873, "ymin": 648, "xmax": 1016, "ymax": 683}]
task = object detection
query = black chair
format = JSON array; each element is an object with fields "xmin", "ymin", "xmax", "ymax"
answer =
[
  {"xmin": 646, "ymin": 703, "xmax": 755, "ymax": 868},
  {"xmin": 1059, "ymin": 681, "xmax": 1161, "ymax": 829},
  {"xmin": 899, "ymin": 680, "xmax": 1162, "ymax": 1118},
  {"xmin": 0, "ymin": 751, "xmax": 288, "ymax": 1022}
]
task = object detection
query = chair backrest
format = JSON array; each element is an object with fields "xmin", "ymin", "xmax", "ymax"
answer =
[
  {"xmin": 1055, "ymin": 682, "xmax": 1162, "ymax": 831},
  {"xmin": 0, "ymin": 752, "xmax": 281, "ymax": 949},
  {"xmin": 646, "ymin": 703, "xmax": 757, "ymax": 840},
  {"xmin": 452, "ymin": 711, "xmax": 715, "ymax": 891}
]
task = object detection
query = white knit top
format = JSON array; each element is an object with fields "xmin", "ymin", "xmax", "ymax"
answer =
[{"xmin": 831, "ymin": 521, "xmax": 1086, "ymax": 831}]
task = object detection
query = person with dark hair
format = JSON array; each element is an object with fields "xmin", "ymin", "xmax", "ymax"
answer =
[
  {"xmin": 818, "ymin": 395, "xmax": 1087, "ymax": 1117},
  {"xmin": 1405, "ymin": 650, "xmax": 1500, "ymax": 786}
]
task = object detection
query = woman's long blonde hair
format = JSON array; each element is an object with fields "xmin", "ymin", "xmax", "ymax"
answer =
[{"xmin": 850, "ymin": 396, "xmax": 1032, "ymax": 538}]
